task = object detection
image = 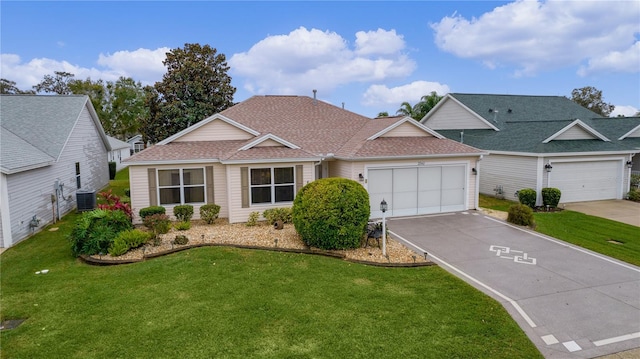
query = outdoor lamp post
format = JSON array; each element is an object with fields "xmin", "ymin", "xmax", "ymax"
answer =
[{"xmin": 380, "ymin": 199, "xmax": 388, "ymax": 257}]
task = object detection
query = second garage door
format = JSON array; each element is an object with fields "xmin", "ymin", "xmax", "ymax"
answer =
[
  {"xmin": 550, "ymin": 161, "xmax": 620, "ymax": 203},
  {"xmin": 369, "ymin": 165, "xmax": 466, "ymax": 218}
]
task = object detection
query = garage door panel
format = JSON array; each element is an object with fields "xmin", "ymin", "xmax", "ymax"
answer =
[
  {"xmin": 393, "ymin": 168, "xmax": 418, "ymax": 216},
  {"xmin": 552, "ymin": 161, "xmax": 620, "ymax": 202},
  {"xmin": 418, "ymin": 167, "xmax": 441, "ymax": 213},
  {"xmin": 369, "ymin": 169, "xmax": 392, "ymax": 218},
  {"xmin": 441, "ymin": 166, "xmax": 466, "ymax": 212}
]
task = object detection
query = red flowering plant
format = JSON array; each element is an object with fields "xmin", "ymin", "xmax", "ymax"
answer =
[{"xmin": 97, "ymin": 189, "xmax": 133, "ymax": 220}]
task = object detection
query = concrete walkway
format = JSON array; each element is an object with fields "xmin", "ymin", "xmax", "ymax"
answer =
[{"xmin": 563, "ymin": 200, "xmax": 640, "ymax": 227}]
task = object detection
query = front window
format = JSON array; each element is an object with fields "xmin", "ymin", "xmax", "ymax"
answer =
[
  {"xmin": 134, "ymin": 142, "xmax": 144, "ymax": 153},
  {"xmin": 158, "ymin": 168, "xmax": 205, "ymax": 205},
  {"xmin": 250, "ymin": 167, "xmax": 294, "ymax": 205},
  {"xmin": 75, "ymin": 162, "xmax": 81, "ymax": 189}
]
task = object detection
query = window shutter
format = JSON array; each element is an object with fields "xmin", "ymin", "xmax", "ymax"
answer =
[
  {"xmin": 296, "ymin": 165, "xmax": 303, "ymax": 192},
  {"xmin": 148, "ymin": 168, "xmax": 157, "ymax": 206},
  {"xmin": 206, "ymin": 166, "xmax": 215, "ymax": 204},
  {"xmin": 241, "ymin": 167, "xmax": 249, "ymax": 208}
]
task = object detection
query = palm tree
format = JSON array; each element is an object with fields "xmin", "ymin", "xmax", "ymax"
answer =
[{"xmin": 396, "ymin": 91, "xmax": 443, "ymax": 121}]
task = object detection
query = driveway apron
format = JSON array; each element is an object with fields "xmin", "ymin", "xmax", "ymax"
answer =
[{"xmin": 389, "ymin": 212, "xmax": 640, "ymax": 359}]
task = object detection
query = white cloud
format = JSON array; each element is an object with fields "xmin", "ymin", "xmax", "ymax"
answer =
[
  {"xmin": 229, "ymin": 26, "xmax": 415, "ymax": 96},
  {"xmin": 610, "ymin": 104, "xmax": 639, "ymax": 117},
  {"xmin": 362, "ymin": 81, "xmax": 450, "ymax": 107},
  {"xmin": 431, "ymin": 0, "xmax": 640, "ymax": 76},
  {"xmin": 578, "ymin": 41, "xmax": 640, "ymax": 76},
  {"xmin": 1, "ymin": 47, "xmax": 169, "ymax": 91}
]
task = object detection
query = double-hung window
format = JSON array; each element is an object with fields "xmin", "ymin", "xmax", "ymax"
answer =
[
  {"xmin": 250, "ymin": 167, "xmax": 294, "ymax": 205},
  {"xmin": 158, "ymin": 168, "xmax": 205, "ymax": 205}
]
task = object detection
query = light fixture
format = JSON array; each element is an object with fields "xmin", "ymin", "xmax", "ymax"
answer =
[
  {"xmin": 545, "ymin": 163, "xmax": 553, "ymax": 173},
  {"xmin": 380, "ymin": 199, "xmax": 388, "ymax": 257},
  {"xmin": 358, "ymin": 173, "xmax": 364, "ymax": 181},
  {"xmin": 472, "ymin": 167, "xmax": 477, "ymax": 175},
  {"xmin": 626, "ymin": 160, "xmax": 633, "ymax": 169},
  {"xmin": 380, "ymin": 199, "xmax": 388, "ymax": 213}
]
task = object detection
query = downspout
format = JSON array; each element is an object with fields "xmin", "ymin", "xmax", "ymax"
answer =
[{"xmin": 475, "ymin": 155, "xmax": 482, "ymax": 209}]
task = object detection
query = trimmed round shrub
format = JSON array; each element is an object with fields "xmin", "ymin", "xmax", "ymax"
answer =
[
  {"xmin": 507, "ymin": 204, "xmax": 535, "ymax": 227},
  {"xmin": 541, "ymin": 187, "xmax": 561, "ymax": 208},
  {"xmin": 263, "ymin": 207, "xmax": 293, "ymax": 224},
  {"xmin": 200, "ymin": 204, "xmax": 221, "ymax": 224},
  {"xmin": 139, "ymin": 206, "xmax": 166, "ymax": 219},
  {"xmin": 517, "ymin": 188, "xmax": 537, "ymax": 209},
  {"xmin": 293, "ymin": 178, "xmax": 370, "ymax": 250},
  {"xmin": 173, "ymin": 204, "xmax": 194, "ymax": 222},
  {"xmin": 143, "ymin": 214, "xmax": 171, "ymax": 235}
]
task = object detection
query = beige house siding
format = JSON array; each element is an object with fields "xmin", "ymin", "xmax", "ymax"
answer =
[
  {"xmin": 381, "ymin": 122, "xmax": 430, "ymax": 137},
  {"xmin": 424, "ymin": 99, "xmax": 494, "ymax": 130},
  {"xmin": 480, "ymin": 154, "xmax": 538, "ymax": 201},
  {"xmin": 328, "ymin": 160, "xmax": 353, "ymax": 179},
  {"xmin": 173, "ymin": 119, "xmax": 255, "ymax": 142},
  {"xmin": 227, "ymin": 162, "xmax": 314, "ymax": 223},
  {"xmin": 553, "ymin": 126, "xmax": 597, "ymax": 140}
]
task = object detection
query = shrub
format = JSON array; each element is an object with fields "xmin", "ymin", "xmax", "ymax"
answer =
[
  {"xmin": 628, "ymin": 188, "xmax": 640, "ymax": 202},
  {"xmin": 139, "ymin": 206, "xmax": 166, "ymax": 219},
  {"xmin": 117, "ymin": 229, "xmax": 151, "ymax": 249},
  {"xmin": 108, "ymin": 237, "xmax": 129, "ymax": 257},
  {"xmin": 631, "ymin": 174, "xmax": 640, "ymax": 189},
  {"xmin": 200, "ymin": 204, "xmax": 221, "ymax": 224},
  {"xmin": 108, "ymin": 161, "xmax": 116, "ymax": 180},
  {"xmin": 98, "ymin": 189, "xmax": 133, "ymax": 220},
  {"xmin": 517, "ymin": 188, "xmax": 537, "ymax": 209},
  {"xmin": 143, "ymin": 214, "xmax": 171, "ymax": 236},
  {"xmin": 174, "ymin": 221, "xmax": 191, "ymax": 231},
  {"xmin": 541, "ymin": 187, "xmax": 561, "ymax": 208},
  {"xmin": 174, "ymin": 235, "xmax": 189, "ymax": 245},
  {"xmin": 507, "ymin": 204, "xmax": 535, "ymax": 227},
  {"xmin": 246, "ymin": 211, "xmax": 260, "ymax": 227},
  {"xmin": 173, "ymin": 204, "xmax": 194, "ymax": 222},
  {"xmin": 69, "ymin": 209, "xmax": 133, "ymax": 256},
  {"xmin": 124, "ymin": 188, "xmax": 131, "ymax": 197},
  {"xmin": 293, "ymin": 178, "xmax": 370, "ymax": 250},
  {"xmin": 263, "ymin": 207, "xmax": 293, "ymax": 224}
]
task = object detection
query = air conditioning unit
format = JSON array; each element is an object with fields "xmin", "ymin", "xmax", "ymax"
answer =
[{"xmin": 76, "ymin": 190, "xmax": 96, "ymax": 212}]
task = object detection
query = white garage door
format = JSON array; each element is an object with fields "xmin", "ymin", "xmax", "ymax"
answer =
[
  {"xmin": 369, "ymin": 165, "xmax": 466, "ymax": 218},
  {"xmin": 550, "ymin": 161, "xmax": 620, "ymax": 203}
]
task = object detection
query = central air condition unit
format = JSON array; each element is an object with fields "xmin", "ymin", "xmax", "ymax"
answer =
[{"xmin": 76, "ymin": 190, "xmax": 96, "ymax": 212}]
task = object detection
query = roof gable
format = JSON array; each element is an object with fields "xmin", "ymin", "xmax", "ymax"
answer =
[
  {"xmin": 159, "ymin": 114, "xmax": 259, "ymax": 144},
  {"xmin": 422, "ymin": 94, "xmax": 499, "ymax": 131},
  {"xmin": 238, "ymin": 133, "xmax": 300, "ymax": 151},
  {"xmin": 543, "ymin": 119, "xmax": 609, "ymax": 143},
  {"xmin": 619, "ymin": 124, "xmax": 640, "ymax": 140},
  {"xmin": 368, "ymin": 117, "xmax": 444, "ymax": 140}
]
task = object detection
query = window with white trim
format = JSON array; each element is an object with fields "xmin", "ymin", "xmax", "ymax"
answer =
[
  {"xmin": 250, "ymin": 167, "xmax": 294, "ymax": 204},
  {"xmin": 157, "ymin": 168, "xmax": 205, "ymax": 205}
]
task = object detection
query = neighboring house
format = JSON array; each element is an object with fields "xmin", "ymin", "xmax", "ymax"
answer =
[
  {"xmin": 0, "ymin": 95, "xmax": 111, "ymax": 248},
  {"xmin": 126, "ymin": 134, "xmax": 147, "ymax": 154},
  {"xmin": 107, "ymin": 136, "xmax": 131, "ymax": 171},
  {"xmin": 421, "ymin": 93, "xmax": 640, "ymax": 204},
  {"xmin": 125, "ymin": 95, "xmax": 485, "ymax": 223}
]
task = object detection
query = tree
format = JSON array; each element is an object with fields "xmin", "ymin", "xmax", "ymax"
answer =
[
  {"xmin": 376, "ymin": 111, "xmax": 389, "ymax": 117},
  {"xmin": 104, "ymin": 77, "xmax": 147, "ymax": 140},
  {"xmin": 0, "ymin": 78, "xmax": 35, "ymax": 94},
  {"xmin": 142, "ymin": 43, "xmax": 236, "ymax": 143},
  {"xmin": 69, "ymin": 77, "xmax": 108, "ymax": 121},
  {"xmin": 570, "ymin": 86, "xmax": 615, "ymax": 117},
  {"xmin": 396, "ymin": 91, "xmax": 443, "ymax": 120},
  {"xmin": 33, "ymin": 71, "xmax": 75, "ymax": 94}
]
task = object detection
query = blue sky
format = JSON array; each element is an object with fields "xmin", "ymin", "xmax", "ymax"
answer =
[{"xmin": 2, "ymin": 1, "xmax": 639, "ymax": 118}]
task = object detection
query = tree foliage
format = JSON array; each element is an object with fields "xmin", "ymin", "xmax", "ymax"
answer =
[
  {"xmin": 396, "ymin": 91, "xmax": 443, "ymax": 120},
  {"xmin": 141, "ymin": 43, "xmax": 236, "ymax": 143},
  {"xmin": 32, "ymin": 71, "xmax": 75, "ymax": 94},
  {"xmin": 104, "ymin": 77, "xmax": 147, "ymax": 140},
  {"xmin": 570, "ymin": 86, "xmax": 615, "ymax": 117},
  {"xmin": 0, "ymin": 78, "xmax": 35, "ymax": 94}
]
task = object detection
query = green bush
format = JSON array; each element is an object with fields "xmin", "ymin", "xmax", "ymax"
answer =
[
  {"xmin": 108, "ymin": 161, "xmax": 116, "ymax": 180},
  {"xmin": 246, "ymin": 212, "xmax": 260, "ymax": 227},
  {"xmin": 541, "ymin": 187, "xmax": 561, "ymax": 208},
  {"xmin": 517, "ymin": 188, "xmax": 537, "ymax": 208},
  {"xmin": 143, "ymin": 214, "xmax": 171, "ymax": 236},
  {"xmin": 69, "ymin": 209, "xmax": 133, "ymax": 256},
  {"xmin": 139, "ymin": 206, "xmax": 166, "ymax": 219},
  {"xmin": 124, "ymin": 188, "xmax": 131, "ymax": 197},
  {"xmin": 263, "ymin": 207, "xmax": 293, "ymax": 224},
  {"xmin": 627, "ymin": 188, "xmax": 640, "ymax": 202},
  {"xmin": 108, "ymin": 237, "xmax": 129, "ymax": 257},
  {"xmin": 200, "ymin": 204, "xmax": 221, "ymax": 224},
  {"xmin": 117, "ymin": 229, "xmax": 152, "ymax": 249},
  {"xmin": 173, "ymin": 204, "xmax": 194, "ymax": 222},
  {"xmin": 174, "ymin": 221, "xmax": 191, "ymax": 231},
  {"xmin": 631, "ymin": 174, "xmax": 640, "ymax": 188},
  {"xmin": 293, "ymin": 178, "xmax": 370, "ymax": 250},
  {"xmin": 507, "ymin": 204, "xmax": 535, "ymax": 227},
  {"xmin": 174, "ymin": 235, "xmax": 189, "ymax": 245}
]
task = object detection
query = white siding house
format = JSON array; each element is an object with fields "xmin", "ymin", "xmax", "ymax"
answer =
[
  {"xmin": 0, "ymin": 95, "xmax": 111, "ymax": 248},
  {"xmin": 107, "ymin": 136, "xmax": 131, "ymax": 171}
]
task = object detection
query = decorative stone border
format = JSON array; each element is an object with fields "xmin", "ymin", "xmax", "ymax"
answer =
[{"xmin": 80, "ymin": 243, "xmax": 436, "ymax": 268}]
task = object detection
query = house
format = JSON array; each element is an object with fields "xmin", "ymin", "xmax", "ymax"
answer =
[
  {"xmin": 125, "ymin": 95, "xmax": 485, "ymax": 223},
  {"xmin": 0, "ymin": 95, "xmax": 111, "ymax": 248},
  {"xmin": 126, "ymin": 134, "xmax": 147, "ymax": 154},
  {"xmin": 107, "ymin": 136, "xmax": 131, "ymax": 171},
  {"xmin": 421, "ymin": 93, "xmax": 640, "ymax": 204}
]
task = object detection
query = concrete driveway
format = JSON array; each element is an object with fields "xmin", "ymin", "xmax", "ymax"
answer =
[
  {"xmin": 389, "ymin": 212, "xmax": 640, "ymax": 359},
  {"xmin": 563, "ymin": 200, "xmax": 640, "ymax": 227}
]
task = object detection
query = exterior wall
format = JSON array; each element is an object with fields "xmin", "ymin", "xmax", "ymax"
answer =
[
  {"xmin": 381, "ymin": 123, "xmax": 429, "ymax": 137},
  {"xmin": 174, "ymin": 120, "xmax": 254, "ymax": 142},
  {"xmin": 129, "ymin": 162, "xmax": 228, "ymax": 223},
  {"xmin": 108, "ymin": 148, "xmax": 131, "ymax": 171},
  {"xmin": 424, "ymin": 100, "xmax": 493, "ymax": 130},
  {"xmin": 226, "ymin": 162, "xmax": 314, "ymax": 223},
  {"xmin": 328, "ymin": 160, "xmax": 353, "ymax": 179},
  {"xmin": 479, "ymin": 154, "xmax": 538, "ymax": 202},
  {"xmin": 1, "ymin": 104, "xmax": 109, "ymax": 247},
  {"xmin": 553, "ymin": 127, "xmax": 595, "ymax": 140}
]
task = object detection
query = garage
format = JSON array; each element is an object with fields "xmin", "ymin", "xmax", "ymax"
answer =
[
  {"xmin": 550, "ymin": 161, "xmax": 621, "ymax": 203},
  {"xmin": 368, "ymin": 165, "xmax": 466, "ymax": 218}
]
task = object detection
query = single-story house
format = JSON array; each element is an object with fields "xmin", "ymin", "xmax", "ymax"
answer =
[
  {"xmin": 125, "ymin": 95, "xmax": 485, "ymax": 223},
  {"xmin": 0, "ymin": 95, "xmax": 111, "ymax": 248},
  {"xmin": 421, "ymin": 93, "xmax": 640, "ymax": 204},
  {"xmin": 107, "ymin": 136, "xmax": 131, "ymax": 171},
  {"xmin": 126, "ymin": 134, "xmax": 147, "ymax": 154}
]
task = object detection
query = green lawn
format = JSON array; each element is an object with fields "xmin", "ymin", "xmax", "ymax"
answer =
[
  {"xmin": 479, "ymin": 194, "xmax": 640, "ymax": 266},
  {"xmin": 0, "ymin": 175, "xmax": 542, "ymax": 358}
]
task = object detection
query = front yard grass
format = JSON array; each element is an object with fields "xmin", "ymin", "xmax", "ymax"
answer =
[
  {"xmin": 479, "ymin": 194, "xmax": 640, "ymax": 267},
  {"xmin": 0, "ymin": 212, "xmax": 541, "ymax": 358}
]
